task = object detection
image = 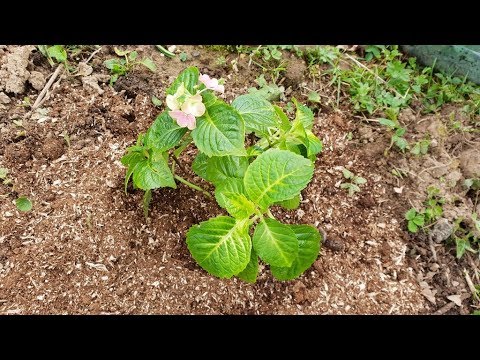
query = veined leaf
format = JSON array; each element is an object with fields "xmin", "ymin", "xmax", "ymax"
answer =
[
  {"xmin": 122, "ymin": 147, "xmax": 176, "ymax": 191},
  {"xmin": 139, "ymin": 58, "xmax": 156, "ymax": 72},
  {"xmin": 292, "ymin": 98, "xmax": 313, "ymax": 130},
  {"xmin": 192, "ymin": 102, "xmax": 246, "ymax": 157},
  {"xmin": 276, "ymin": 195, "xmax": 300, "ymax": 210},
  {"xmin": 192, "ymin": 152, "xmax": 209, "ymax": 180},
  {"xmin": 144, "ymin": 112, "xmax": 188, "ymax": 151},
  {"xmin": 306, "ymin": 130, "xmax": 322, "ymax": 159},
  {"xmin": 205, "ymin": 155, "xmax": 249, "ymax": 185},
  {"xmin": 252, "ymin": 218, "xmax": 298, "ymax": 267},
  {"xmin": 166, "ymin": 66, "xmax": 199, "ymax": 95},
  {"xmin": 220, "ymin": 192, "xmax": 256, "ymax": 219},
  {"xmin": 232, "ymin": 94, "xmax": 279, "ymax": 137},
  {"xmin": 237, "ymin": 248, "xmax": 259, "ymax": 283},
  {"xmin": 187, "ymin": 216, "xmax": 251, "ymax": 278},
  {"xmin": 215, "ymin": 178, "xmax": 247, "ymax": 209},
  {"xmin": 273, "ymin": 105, "xmax": 292, "ymax": 132},
  {"xmin": 47, "ymin": 45, "xmax": 67, "ymax": 63},
  {"xmin": 271, "ymin": 224, "xmax": 322, "ymax": 280},
  {"xmin": 244, "ymin": 149, "xmax": 314, "ymax": 210}
]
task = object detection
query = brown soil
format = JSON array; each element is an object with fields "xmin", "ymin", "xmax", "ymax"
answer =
[{"xmin": 0, "ymin": 45, "xmax": 478, "ymax": 314}]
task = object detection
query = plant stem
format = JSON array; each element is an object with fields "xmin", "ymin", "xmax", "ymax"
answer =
[
  {"xmin": 266, "ymin": 209, "xmax": 275, "ymax": 219},
  {"xmin": 171, "ymin": 154, "xmax": 186, "ymax": 172},
  {"xmin": 174, "ymin": 175, "xmax": 211, "ymax": 198}
]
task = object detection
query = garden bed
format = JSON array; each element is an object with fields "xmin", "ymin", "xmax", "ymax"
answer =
[{"xmin": 0, "ymin": 45, "xmax": 478, "ymax": 314}]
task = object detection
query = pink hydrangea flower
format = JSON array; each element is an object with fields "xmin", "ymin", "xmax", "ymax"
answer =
[
  {"xmin": 169, "ymin": 110, "xmax": 196, "ymax": 130},
  {"xmin": 166, "ymin": 85, "xmax": 206, "ymax": 130},
  {"xmin": 199, "ymin": 74, "xmax": 225, "ymax": 93}
]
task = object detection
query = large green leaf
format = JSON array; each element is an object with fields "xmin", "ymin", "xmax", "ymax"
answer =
[
  {"xmin": 121, "ymin": 150, "xmax": 145, "ymax": 192},
  {"xmin": 144, "ymin": 112, "xmax": 188, "ymax": 151},
  {"xmin": 244, "ymin": 149, "xmax": 314, "ymax": 210},
  {"xmin": 186, "ymin": 216, "xmax": 251, "ymax": 278},
  {"xmin": 192, "ymin": 102, "xmax": 246, "ymax": 157},
  {"xmin": 206, "ymin": 156, "xmax": 249, "ymax": 185},
  {"xmin": 232, "ymin": 94, "xmax": 279, "ymax": 137},
  {"xmin": 166, "ymin": 66, "xmax": 199, "ymax": 95},
  {"xmin": 276, "ymin": 195, "xmax": 301, "ymax": 210},
  {"xmin": 237, "ymin": 248, "xmax": 259, "ymax": 283},
  {"xmin": 192, "ymin": 152, "xmax": 209, "ymax": 180},
  {"xmin": 293, "ymin": 98, "xmax": 314, "ymax": 130},
  {"xmin": 273, "ymin": 105, "xmax": 292, "ymax": 132},
  {"xmin": 220, "ymin": 192, "xmax": 256, "ymax": 219},
  {"xmin": 306, "ymin": 130, "xmax": 322, "ymax": 160},
  {"xmin": 126, "ymin": 149, "xmax": 176, "ymax": 191},
  {"xmin": 271, "ymin": 224, "xmax": 322, "ymax": 280},
  {"xmin": 215, "ymin": 178, "xmax": 247, "ymax": 209},
  {"xmin": 252, "ymin": 218, "xmax": 298, "ymax": 267}
]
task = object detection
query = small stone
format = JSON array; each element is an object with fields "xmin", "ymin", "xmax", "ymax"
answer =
[
  {"xmin": 296, "ymin": 209, "xmax": 305, "ymax": 219},
  {"xmin": 323, "ymin": 236, "xmax": 345, "ymax": 252},
  {"xmin": 377, "ymin": 223, "xmax": 386, "ymax": 229},
  {"xmin": 459, "ymin": 148, "xmax": 480, "ymax": 178},
  {"xmin": 167, "ymin": 45, "xmax": 177, "ymax": 53},
  {"xmin": 431, "ymin": 218, "xmax": 453, "ymax": 243},
  {"xmin": 36, "ymin": 295, "xmax": 44, "ymax": 301},
  {"xmin": 28, "ymin": 71, "xmax": 46, "ymax": 91},
  {"xmin": 192, "ymin": 50, "xmax": 200, "ymax": 57},
  {"xmin": 292, "ymin": 281, "xmax": 306, "ymax": 304},
  {"xmin": 0, "ymin": 92, "xmax": 11, "ymax": 104}
]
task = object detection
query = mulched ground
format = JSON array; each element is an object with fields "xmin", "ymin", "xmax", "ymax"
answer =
[{"xmin": 0, "ymin": 45, "xmax": 478, "ymax": 314}]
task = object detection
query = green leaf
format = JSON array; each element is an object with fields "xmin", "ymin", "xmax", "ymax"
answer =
[
  {"xmin": 47, "ymin": 45, "xmax": 67, "ymax": 63},
  {"xmin": 271, "ymin": 224, "xmax": 321, "ymax": 280},
  {"xmin": 205, "ymin": 156, "xmax": 249, "ymax": 185},
  {"xmin": 456, "ymin": 238, "xmax": 470, "ymax": 259},
  {"xmin": 292, "ymin": 98, "xmax": 314, "ymax": 130},
  {"xmin": 237, "ymin": 248, "xmax": 259, "ymax": 283},
  {"xmin": 151, "ymin": 95, "xmax": 162, "ymax": 107},
  {"xmin": 0, "ymin": 167, "xmax": 8, "ymax": 180},
  {"xmin": 354, "ymin": 176, "xmax": 367, "ymax": 185},
  {"xmin": 413, "ymin": 214, "xmax": 425, "ymax": 226},
  {"xmin": 114, "ymin": 47, "xmax": 130, "ymax": 56},
  {"xmin": 308, "ymin": 91, "xmax": 321, "ymax": 103},
  {"xmin": 244, "ymin": 149, "xmax": 313, "ymax": 210},
  {"xmin": 144, "ymin": 112, "xmax": 188, "ymax": 151},
  {"xmin": 342, "ymin": 169, "xmax": 354, "ymax": 179},
  {"xmin": 192, "ymin": 152, "xmax": 209, "ymax": 180},
  {"xmin": 395, "ymin": 127, "xmax": 406, "ymax": 137},
  {"xmin": 232, "ymin": 94, "xmax": 279, "ymax": 137},
  {"xmin": 253, "ymin": 218, "xmax": 298, "ymax": 267},
  {"xmin": 130, "ymin": 149, "xmax": 176, "ymax": 190},
  {"xmin": 186, "ymin": 216, "xmax": 251, "ymax": 278},
  {"xmin": 104, "ymin": 58, "xmax": 120, "ymax": 70},
  {"xmin": 378, "ymin": 118, "xmax": 396, "ymax": 129},
  {"xmin": 306, "ymin": 130, "xmax": 322, "ymax": 159},
  {"xmin": 139, "ymin": 58, "xmax": 156, "ymax": 72},
  {"xmin": 16, "ymin": 197, "xmax": 32, "ymax": 212},
  {"xmin": 192, "ymin": 102, "xmax": 246, "ymax": 157},
  {"xmin": 215, "ymin": 178, "xmax": 247, "ymax": 209},
  {"xmin": 143, "ymin": 189, "xmax": 152, "ymax": 218},
  {"xmin": 220, "ymin": 192, "xmax": 256, "ymax": 219},
  {"xmin": 405, "ymin": 208, "xmax": 417, "ymax": 221},
  {"xmin": 276, "ymin": 195, "xmax": 301, "ymax": 210},
  {"xmin": 407, "ymin": 220, "xmax": 418, "ymax": 233},
  {"xmin": 128, "ymin": 51, "xmax": 138, "ymax": 62},
  {"xmin": 166, "ymin": 66, "xmax": 199, "ymax": 96},
  {"xmin": 273, "ymin": 105, "xmax": 292, "ymax": 132},
  {"xmin": 121, "ymin": 150, "xmax": 145, "ymax": 193},
  {"xmin": 393, "ymin": 136, "xmax": 408, "ymax": 151}
]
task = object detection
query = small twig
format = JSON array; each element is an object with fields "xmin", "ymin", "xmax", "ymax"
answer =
[
  {"xmin": 84, "ymin": 46, "xmax": 103, "ymax": 65},
  {"xmin": 171, "ymin": 154, "xmax": 186, "ymax": 173},
  {"xmin": 32, "ymin": 64, "xmax": 63, "ymax": 111},
  {"xmin": 34, "ymin": 75, "xmax": 63, "ymax": 110},
  {"xmin": 464, "ymin": 269, "xmax": 479, "ymax": 303},
  {"xmin": 417, "ymin": 160, "xmax": 455, "ymax": 177},
  {"xmin": 428, "ymin": 234, "xmax": 438, "ymax": 262}
]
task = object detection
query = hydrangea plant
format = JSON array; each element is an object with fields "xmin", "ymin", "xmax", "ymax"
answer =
[{"xmin": 122, "ymin": 66, "xmax": 324, "ymax": 282}]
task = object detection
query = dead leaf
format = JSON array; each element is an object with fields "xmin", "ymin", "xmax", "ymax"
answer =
[{"xmin": 446, "ymin": 294, "xmax": 462, "ymax": 307}]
